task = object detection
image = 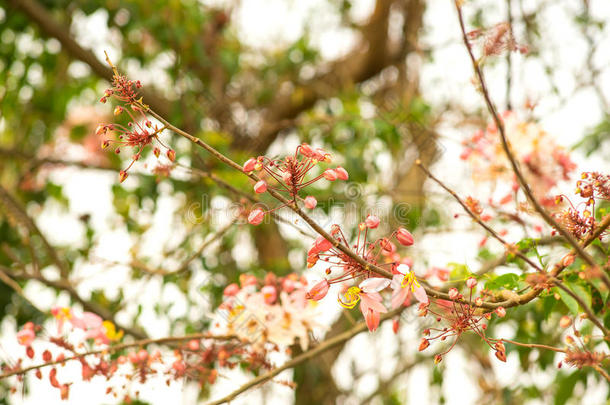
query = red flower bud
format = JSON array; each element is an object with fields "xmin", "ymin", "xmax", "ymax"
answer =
[
  {"xmin": 395, "ymin": 227, "xmax": 414, "ymax": 246},
  {"xmin": 243, "ymin": 158, "xmax": 257, "ymax": 172},
  {"xmin": 418, "ymin": 338, "xmax": 430, "ymax": 351},
  {"xmin": 153, "ymin": 147, "xmax": 160, "ymax": 158},
  {"xmin": 323, "ymin": 169, "xmax": 338, "ymax": 181},
  {"xmin": 253, "ymin": 180, "xmax": 267, "ymax": 194},
  {"xmin": 248, "ymin": 209, "xmax": 265, "ymax": 225},
  {"xmin": 167, "ymin": 149, "xmax": 176, "ymax": 162},
  {"xmin": 119, "ymin": 170, "xmax": 128, "ymax": 183},
  {"xmin": 335, "ymin": 166, "xmax": 349, "ymax": 180},
  {"xmin": 365, "ymin": 215, "xmax": 380, "ymax": 229},
  {"xmin": 466, "ymin": 277, "xmax": 477, "ymax": 289},
  {"xmin": 223, "ymin": 283, "xmax": 240, "ymax": 296},
  {"xmin": 304, "ymin": 196, "xmax": 317, "ymax": 209},
  {"xmin": 448, "ymin": 288, "xmax": 459, "ymax": 300},
  {"xmin": 306, "ymin": 279, "xmax": 330, "ymax": 301}
]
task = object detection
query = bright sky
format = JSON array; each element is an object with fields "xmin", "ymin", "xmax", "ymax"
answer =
[{"xmin": 2, "ymin": 0, "xmax": 610, "ymax": 404}]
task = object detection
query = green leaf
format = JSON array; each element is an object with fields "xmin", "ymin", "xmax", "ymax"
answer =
[
  {"xmin": 556, "ymin": 288, "xmax": 579, "ymax": 316},
  {"xmin": 565, "ymin": 282, "xmax": 592, "ymax": 309},
  {"xmin": 554, "ymin": 371, "xmax": 580, "ymax": 405},
  {"xmin": 485, "ymin": 273, "xmax": 519, "ymax": 290}
]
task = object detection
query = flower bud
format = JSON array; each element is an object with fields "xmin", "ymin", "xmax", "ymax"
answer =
[
  {"xmin": 188, "ymin": 340, "xmax": 199, "ymax": 351},
  {"xmin": 95, "ymin": 125, "xmax": 107, "ymax": 136},
  {"xmin": 153, "ymin": 147, "xmax": 160, "ymax": 158},
  {"xmin": 306, "ymin": 279, "xmax": 330, "ymax": 301},
  {"xmin": 119, "ymin": 170, "xmax": 128, "ymax": 183},
  {"xmin": 243, "ymin": 158, "xmax": 257, "ymax": 172},
  {"xmin": 392, "ymin": 319, "xmax": 400, "ymax": 334},
  {"xmin": 137, "ymin": 349, "xmax": 148, "ymax": 362},
  {"xmin": 365, "ymin": 215, "xmax": 380, "ymax": 229},
  {"xmin": 466, "ymin": 277, "xmax": 477, "ymax": 289},
  {"xmin": 434, "ymin": 354, "xmax": 443, "ymax": 364},
  {"xmin": 396, "ymin": 227, "xmax": 414, "ymax": 246},
  {"xmin": 335, "ymin": 166, "xmax": 349, "ymax": 180},
  {"xmin": 323, "ymin": 169, "xmax": 338, "ymax": 181},
  {"xmin": 101, "ymin": 140, "xmax": 110, "ymax": 149},
  {"xmin": 114, "ymin": 106, "xmax": 123, "ymax": 116},
  {"xmin": 495, "ymin": 306, "xmax": 506, "ymax": 318},
  {"xmin": 248, "ymin": 209, "xmax": 265, "ymax": 225},
  {"xmin": 418, "ymin": 338, "xmax": 430, "ymax": 351},
  {"xmin": 261, "ymin": 285, "xmax": 277, "ymax": 304},
  {"xmin": 559, "ymin": 315, "xmax": 572, "ymax": 328},
  {"xmin": 253, "ymin": 180, "xmax": 267, "ymax": 194},
  {"xmin": 475, "ymin": 297, "xmax": 483, "ymax": 306},
  {"xmin": 282, "ymin": 171, "xmax": 292, "ymax": 184},
  {"xmin": 223, "ymin": 283, "xmax": 240, "ymax": 296},
  {"xmin": 304, "ymin": 196, "xmax": 317, "ymax": 209},
  {"xmin": 299, "ymin": 143, "xmax": 314, "ymax": 158},
  {"xmin": 167, "ymin": 149, "xmax": 176, "ymax": 162},
  {"xmin": 448, "ymin": 288, "xmax": 459, "ymax": 300},
  {"xmin": 495, "ymin": 350, "xmax": 507, "ymax": 362}
]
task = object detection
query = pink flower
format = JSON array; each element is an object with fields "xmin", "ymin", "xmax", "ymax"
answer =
[
  {"xmin": 253, "ymin": 180, "xmax": 267, "ymax": 193},
  {"xmin": 323, "ymin": 169, "xmax": 338, "ymax": 181},
  {"xmin": 395, "ymin": 227, "xmax": 414, "ymax": 246},
  {"xmin": 335, "ymin": 166, "xmax": 349, "ymax": 180},
  {"xmin": 304, "ymin": 196, "xmax": 317, "ymax": 209},
  {"xmin": 466, "ymin": 277, "xmax": 477, "ymax": 289},
  {"xmin": 261, "ymin": 285, "xmax": 277, "ymax": 304},
  {"xmin": 243, "ymin": 158, "xmax": 257, "ymax": 172},
  {"xmin": 495, "ymin": 306, "xmax": 506, "ymax": 317},
  {"xmin": 306, "ymin": 279, "xmax": 330, "ymax": 301},
  {"xmin": 391, "ymin": 264, "xmax": 428, "ymax": 307},
  {"xmin": 365, "ymin": 215, "xmax": 380, "ymax": 229},
  {"xmin": 223, "ymin": 283, "xmax": 240, "ymax": 296},
  {"xmin": 448, "ymin": 288, "xmax": 459, "ymax": 300},
  {"xmin": 17, "ymin": 327, "xmax": 35, "ymax": 346},
  {"xmin": 248, "ymin": 209, "xmax": 265, "ymax": 225}
]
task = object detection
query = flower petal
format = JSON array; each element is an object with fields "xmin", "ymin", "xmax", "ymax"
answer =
[{"xmin": 359, "ymin": 278, "xmax": 391, "ymax": 293}]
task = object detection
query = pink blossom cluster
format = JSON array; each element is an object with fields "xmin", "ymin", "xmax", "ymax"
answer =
[
  {"xmin": 461, "ymin": 111, "xmax": 576, "ymax": 208},
  {"xmin": 217, "ymin": 273, "xmax": 323, "ymax": 350},
  {"xmin": 304, "ymin": 215, "xmax": 428, "ymax": 332}
]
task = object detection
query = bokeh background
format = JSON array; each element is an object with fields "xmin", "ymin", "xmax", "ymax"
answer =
[{"xmin": 1, "ymin": 0, "xmax": 610, "ymax": 404}]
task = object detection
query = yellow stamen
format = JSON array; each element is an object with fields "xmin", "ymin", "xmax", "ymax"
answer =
[{"xmin": 338, "ymin": 287, "xmax": 361, "ymax": 309}]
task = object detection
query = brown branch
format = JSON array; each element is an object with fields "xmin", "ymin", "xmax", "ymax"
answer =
[
  {"xmin": 204, "ymin": 306, "xmax": 406, "ymax": 405},
  {"xmin": 415, "ymin": 160, "xmax": 544, "ymax": 272}
]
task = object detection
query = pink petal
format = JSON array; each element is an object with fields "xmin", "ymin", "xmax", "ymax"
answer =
[
  {"xmin": 365, "ymin": 309, "xmax": 380, "ymax": 332},
  {"xmin": 359, "ymin": 278, "xmax": 390, "ymax": 293},
  {"xmin": 391, "ymin": 286, "xmax": 409, "ymax": 309},
  {"xmin": 360, "ymin": 293, "xmax": 387, "ymax": 313},
  {"xmin": 413, "ymin": 285, "xmax": 429, "ymax": 305}
]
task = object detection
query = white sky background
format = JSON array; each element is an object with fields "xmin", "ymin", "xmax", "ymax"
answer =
[{"xmin": 2, "ymin": 0, "xmax": 610, "ymax": 404}]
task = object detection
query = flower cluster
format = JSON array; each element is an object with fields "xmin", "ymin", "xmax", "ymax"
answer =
[
  {"xmin": 461, "ymin": 111, "xmax": 576, "ymax": 207},
  {"xmin": 96, "ymin": 67, "xmax": 175, "ymax": 182},
  {"xmin": 553, "ymin": 172, "xmax": 610, "ymax": 240},
  {"xmin": 216, "ymin": 272, "xmax": 322, "ymax": 350},
  {"xmin": 3, "ymin": 306, "xmax": 267, "ymax": 401},
  {"xmin": 305, "ymin": 216, "xmax": 428, "ymax": 331},
  {"xmin": 417, "ymin": 278, "xmax": 507, "ymax": 363},
  {"xmin": 243, "ymin": 143, "xmax": 349, "ymax": 225}
]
